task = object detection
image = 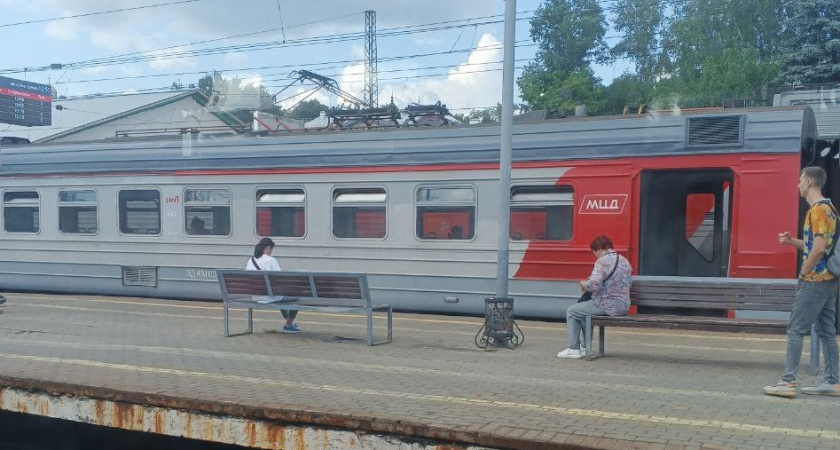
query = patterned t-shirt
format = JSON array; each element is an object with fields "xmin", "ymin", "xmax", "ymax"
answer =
[
  {"xmin": 586, "ymin": 251, "xmax": 633, "ymax": 315},
  {"xmin": 803, "ymin": 200, "xmax": 837, "ymax": 282}
]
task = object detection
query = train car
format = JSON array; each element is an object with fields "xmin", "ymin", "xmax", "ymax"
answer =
[{"xmin": 0, "ymin": 107, "xmax": 830, "ymax": 318}]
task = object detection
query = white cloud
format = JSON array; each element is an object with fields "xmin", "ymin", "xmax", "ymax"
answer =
[
  {"xmin": 223, "ymin": 52, "xmax": 249, "ymax": 66},
  {"xmin": 9, "ymin": 1, "xmax": 532, "ymax": 104},
  {"xmin": 385, "ymin": 33, "xmax": 503, "ymax": 111},
  {"xmin": 44, "ymin": 19, "xmax": 78, "ymax": 40}
]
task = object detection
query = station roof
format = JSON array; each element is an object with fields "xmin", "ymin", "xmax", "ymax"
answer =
[{"xmin": 0, "ymin": 90, "xmax": 238, "ymax": 143}]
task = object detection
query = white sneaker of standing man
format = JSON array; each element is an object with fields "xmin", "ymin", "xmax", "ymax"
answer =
[{"xmin": 557, "ymin": 348, "xmax": 584, "ymax": 359}]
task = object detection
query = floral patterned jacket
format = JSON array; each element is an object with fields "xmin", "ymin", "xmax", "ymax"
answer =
[{"xmin": 584, "ymin": 250, "xmax": 632, "ymax": 316}]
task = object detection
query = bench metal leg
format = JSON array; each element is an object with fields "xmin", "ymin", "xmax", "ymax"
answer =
[
  {"xmin": 387, "ymin": 307, "xmax": 393, "ymax": 344},
  {"xmin": 247, "ymin": 308, "xmax": 253, "ymax": 334},
  {"xmin": 365, "ymin": 307, "xmax": 393, "ymax": 346},
  {"xmin": 366, "ymin": 308, "xmax": 374, "ymax": 346},
  {"xmin": 584, "ymin": 316, "xmax": 606, "ymax": 360},
  {"xmin": 223, "ymin": 304, "xmax": 229, "ymax": 337},
  {"xmin": 809, "ymin": 324, "xmax": 820, "ymax": 376},
  {"xmin": 599, "ymin": 324, "xmax": 605, "ymax": 357}
]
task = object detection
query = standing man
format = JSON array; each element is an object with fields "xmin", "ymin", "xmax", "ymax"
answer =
[{"xmin": 765, "ymin": 166, "xmax": 840, "ymax": 398}]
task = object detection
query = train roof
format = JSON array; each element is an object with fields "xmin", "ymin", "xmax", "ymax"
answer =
[{"xmin": 0, "ymin": 107, "xmax": 816, "ymax": 176}]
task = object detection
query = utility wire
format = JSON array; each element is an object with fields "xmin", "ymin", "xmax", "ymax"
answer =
[
  {"xmin": 0, "ymin": 0, "xmax": 209, "ymax": 29},
  {"xmin": 0, "ymin": 13, "xmax": 534, "ymax": 74},
  {"xmin": 53, "ymin": 40, "xmax": 536, "ymax": 86}
]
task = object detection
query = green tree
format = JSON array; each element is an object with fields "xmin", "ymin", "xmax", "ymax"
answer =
[
  {"xmin": 286, "ymin": 99, "xmax": 331, "ymax": 120},
  {"xmin": 776, "ymin": 0, "xmax": 840, "ymax": 86},
  {"xmin": 601, "ymin": 74, "xmax": 649, "ymax": 115},
  {"xmin": 662, "ymin": 0, "xmax": 785, "ymax": 106},
  {"xmin": 610, "ymin": 0, "xmax": 668, "ymax": 98},
  {"xmin": 518, "ymin": 0, "xmax": 608, "ymax": 114}
]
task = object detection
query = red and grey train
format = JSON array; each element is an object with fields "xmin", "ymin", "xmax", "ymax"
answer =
[{"xmin": 0, "ymin": 106, "xmax": 830, "ymax": 318}]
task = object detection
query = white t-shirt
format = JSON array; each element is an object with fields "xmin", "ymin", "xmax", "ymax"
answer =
[
  {"xmin": 245, "ymin": 254, "xmax": 282, "ymax": 303},
  {"xmin": 245, "ymin": 254, "xmax": 281, "ymax": 271}
]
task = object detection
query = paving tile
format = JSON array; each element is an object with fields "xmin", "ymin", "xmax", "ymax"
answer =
[{"xmin": 0, "ymin": 293, "xmax": 836, "ymax": 449}]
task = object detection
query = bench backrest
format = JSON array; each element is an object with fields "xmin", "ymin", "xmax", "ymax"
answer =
[
  {"xmin": 217, "ymin": 269, "xmax": 370, "ymax": 305},
  {"xmin": 630, "ymin": 277, "xmax": 796, "ymax": 312}
]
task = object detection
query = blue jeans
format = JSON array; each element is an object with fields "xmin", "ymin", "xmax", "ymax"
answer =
[
  {"xmin": 566, "ymin": 300, "xmax": 607, "ymax": 349},
  {"xmin": 782, "ymin": 278, "xmax": 840, "ymax": 384}
]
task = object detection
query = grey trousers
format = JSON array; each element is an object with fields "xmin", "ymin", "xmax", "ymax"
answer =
[
  {"xmin": 782, "ymin": 278, "xmax": 839, "ymax": 384},
  {"xmin": 566, "ymin": 300, "xmax": 607, "ymax": 349}
]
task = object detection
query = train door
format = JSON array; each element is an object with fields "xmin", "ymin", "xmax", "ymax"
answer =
[{"xmin": 638, "ymin": 169, "xmax": 733, "ymax": 277}]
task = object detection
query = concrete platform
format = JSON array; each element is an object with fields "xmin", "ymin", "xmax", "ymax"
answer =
[{"xmin": 0, "ymin": 292, "xmax": 838, "ymax": 450}]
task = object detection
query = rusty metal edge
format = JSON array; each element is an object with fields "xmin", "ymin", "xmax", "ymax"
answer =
[{"xmin": 0, "ymin": 375, "xmax": 632, "ymax": 450}]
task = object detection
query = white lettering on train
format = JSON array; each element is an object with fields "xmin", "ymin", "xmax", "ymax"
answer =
[
  {"xmin": 185, "ymin": 268, "xmax": 217, "ymax": 279},
  {"xmin": 585, "ymin": 198, "xmax": 620, "ymax": 210},
  {"xmin": 579, "ymin": 194, "xmax": 628, "ymax": 214}
]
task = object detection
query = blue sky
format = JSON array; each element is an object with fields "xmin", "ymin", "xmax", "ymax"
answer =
[{"xmin": 1, "ymin": 0, "xmax": 627, "ymax": 114}]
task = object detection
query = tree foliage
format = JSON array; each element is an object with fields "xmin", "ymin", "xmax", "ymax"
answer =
[
  {"xmin": 776, "ymin": 0, "xmax": 840, "ymax": 86},
  {"xmin": 660, "ymin": 0, "xmax": 785, "ymax": 106},
  {"xmin": 520, "ymin": 0, "xmax": 799, "ymax": 113},
  {"xmin": 517, "ymin": 0, "xmax": 607, "ymax": 114},
  {"xmin": 285, "ymin": 99, "xmax": 331, "ymax": 120},
  {"xmin": 610, "ymin": 0, "xmax": 667, "ymax": 91}
]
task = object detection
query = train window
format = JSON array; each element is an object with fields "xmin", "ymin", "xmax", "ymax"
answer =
[
  {"xmin": 256, "ymin": 189, "xmax": 305, "ymax": 238},
  {"xmin": 685, "ymin": 193, "xmax": 716, "ymax": 262},
  {"xmin": 3, "ymin": 190, "xmax": 39, "ymax": 233},
  {"xmin": 184, "ymin": 189, "xmax": 231, "ymax": 236},
  {"xmin": 509, "ymin": 186, "xmax": 574, "ymax": 241},
  {"xmin": 59, "ymin": 190, "xmax": 98, "ymax": 234},
  {"xmin": 332, "ymin": 188, "xmax": 386, "ymax": 239},
  {"xmin": 118, "ymin": 189, "xmax": 160, "ymax": 235},
  {"xmin": 416, "ymin": 186, "xmax": 475, "ymax": 240}
]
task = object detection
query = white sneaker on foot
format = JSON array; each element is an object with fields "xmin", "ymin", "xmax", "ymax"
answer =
[
  {"xmin": 763, "ymin": 381, "xmax": 798, "ymax": 398},
  {"xmin": 801, "ymin": 382, "xmax": 840, "ymax": 396},
  {"xmin": 557, "ymin": 348, "xmax": 583, "ymax": 359}
]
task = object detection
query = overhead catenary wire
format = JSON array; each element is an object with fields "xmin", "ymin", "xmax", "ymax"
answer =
[
  {"xmin": 0, "ymin": 12, "xmax": 535, "ymax": 75},
  {"xmin": 0, "ymin": 0, "xmax": 213, "ymax": 29}
]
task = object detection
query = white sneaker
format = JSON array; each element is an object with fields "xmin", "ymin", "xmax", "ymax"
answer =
[
  {"xmin": 557, "ymin": 348, "xmax": 583, "ymax": 359},
  {"xmin": 580, "ymin": 345, "xmax": 586, "ymax": 354},
  {"xmin": 801, "ymin": 382, "xmax": 840, "ymax": 396}
]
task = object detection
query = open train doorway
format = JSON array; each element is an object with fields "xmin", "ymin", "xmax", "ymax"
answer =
[{"xmin": 638, "ymin": 169, "xmax": 734, "ymax": 277}]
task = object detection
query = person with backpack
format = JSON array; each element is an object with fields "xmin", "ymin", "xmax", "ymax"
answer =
[{"xmin": 765, "ymin": 166, "xmax": 840, "ymax": 398}]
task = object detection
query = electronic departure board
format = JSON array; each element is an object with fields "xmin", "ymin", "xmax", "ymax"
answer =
[{"xmin": 0, "ymin": 76, "xmax": 52, "ymax": 127}]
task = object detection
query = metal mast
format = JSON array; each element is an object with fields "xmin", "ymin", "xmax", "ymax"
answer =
[
  {"xmin": 364, "ymin": 10, "xmax": 378, "ymax": 108},
  {"xmin": 496, "ymin": 0, "xmax": 516, "ymax": 298}
]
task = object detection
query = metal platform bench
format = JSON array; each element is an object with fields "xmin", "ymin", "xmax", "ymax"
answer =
[
  {"xmin": 583, "ymin": 277, "xmax": 820, "ymax": 372},
  {"xmin": 217, "ymin": 269, "xmax": 392, "ymax": 346}
]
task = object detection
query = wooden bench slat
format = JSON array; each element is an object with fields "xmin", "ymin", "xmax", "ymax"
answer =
[
  {"xmin": 267, "ymin": 274, "xmax": 314, "ymax": 297},
  {"xmin": 314, "ymin": 276, "xmax": 363, "ymax": 299},
  {"xmin": 633, "ymin": 299, "xmax": 793, "ymax": 311},
  {"xmin": 632, "ymin": 288, "xmax": 794, "ymax": 298}
]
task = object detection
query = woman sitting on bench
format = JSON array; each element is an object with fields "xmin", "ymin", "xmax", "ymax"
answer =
[
  {"xmin": 245, "ymin": 237, "xmax": 301, "ymax": 334},
  {"xmin": 558, "ymin": 235, "xmax": 632, "ymax": 359}
]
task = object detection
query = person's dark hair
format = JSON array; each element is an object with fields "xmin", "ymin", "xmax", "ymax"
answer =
[
  {"xmin": 801, "ymin": 166, "xmax": 827, "ymax": 189},
  {"xmin": 589, "ymin": 235, "xmax": 614, "ymax": 252},
  {"xmin": 253, "ymin": 237, "xmax": 275, "ymax": 258}
]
